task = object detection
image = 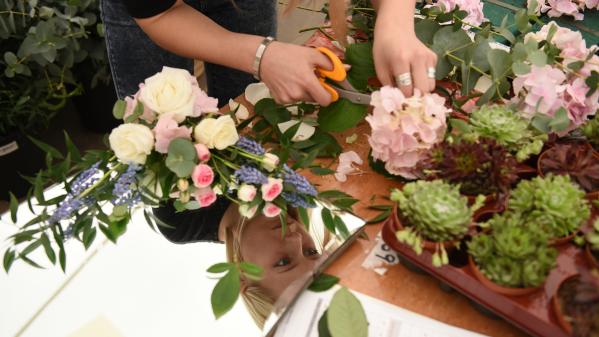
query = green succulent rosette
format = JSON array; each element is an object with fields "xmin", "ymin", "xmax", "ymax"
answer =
[
  {"xmin": 582, "ymin": 117, "xmax": 599, "ymax": 148},
  {"xmin": 460, "ymin": 105, "xmax": 546, "ymax": 162},
  {"xmin": 508, "ymin": 174, "xmax": 591, "ymax": 239},
  {"xmin": 391, "ymin": 180, "xmax": 485, "ymax": 267},
  {"xmin": 469, "ymin": 213, "xmax": 557, "ymax": 288},
  {"xmin": 587, "ymin": 218, "xmax": 599, "ymax": 251}
]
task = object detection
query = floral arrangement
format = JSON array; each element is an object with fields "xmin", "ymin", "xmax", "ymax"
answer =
[
  {"xmin": 528, "ymin": 0, "xmax": 599, "ymax": 20},
  {"xmin": 391, "ymin": 180, "xmax": 484, "ymax": 266},
  {"xmin": 428, "ymin": 0, "xmax": 486, "ymax": 27},
  {"xmin": 513, "ymin": 22, "xmax": 599, "ymax": 131},
  {"xmin": 468, "ymin": 213, "xmax": 557, "ymax": 288},
  {"xmin": 539, "ymin": 142, "xmax": 599, "ymax": 192},
  {"xmin": 417, "ymin": 138, "xmax": 519, "ymax": 196},
  {"xmin": 453, "ymin": 105, "xmax": 546, "ymax": 161},
  {"xmin": 366, "ymin": 86, "xmax": 449, "ymax": 179},
  {"xmin": 508, "ymin": 174, "xmax": 591, "ymax": 239},
  {"xmin": 3, "ymin": 67, "xmax": 353, "ymax": 275}
]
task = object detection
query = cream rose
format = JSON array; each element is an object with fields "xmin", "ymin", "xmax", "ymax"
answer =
[
  {"xmin": 109, "ymin": 123, "xmax": 154, "ymax": 164},
  {"xmin": 139, "ymin": 67, "xmax": 195, "ymax": 122},
  {"xmin": 194, "ymin": 115, "xmax": 239, "ymax": 150}
]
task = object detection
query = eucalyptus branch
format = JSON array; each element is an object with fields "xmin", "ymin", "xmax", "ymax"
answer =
[{"xmin": 445, "ymin": 53, "xmax": 490, "ymax": 78}]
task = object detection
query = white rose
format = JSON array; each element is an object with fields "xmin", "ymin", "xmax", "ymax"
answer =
[
  {"xmin": 239, "ymin": 204, "xmax": 258, "ymax": 219},
  {"xmin": 237, "ymin": 184, "xmax": 257, "ymax": 202},
  {"xmin": 139, "ymin": 67, "xmax": 195, "ymax": 122},
  {"xmin": 195, "ymin": 115, "xmax": 239, "ymax": 150},
  {"xmin": 109, "ymin": 123, "xmax": 154, "ymax": 164},
  {"xmin": 262, "ymin": 153, "xmax": 279, "ymax": 172},
  {"xmin": 245, "ymin": 82, "xmax": 271, "ymax": 105},
  {"xmin": 277, "ymin": 120, "xmax": 316, "ymax": 142},
  {"xmin": 229, "ymin": 99, "xmax": 250, "ymax": 120}
]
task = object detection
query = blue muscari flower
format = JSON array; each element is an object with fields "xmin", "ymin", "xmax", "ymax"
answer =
[
  {"xmin": 234, "ymin": 165, "xmax": 268, "ymax": 185},
  {"xmin": 282, "ymin": 192, "xmax": 316, "ymax": 209},
  {"xmin": 112, "ymin": 164, "xmax": 142, "ymax": 207},
  {"xmin": 282, "ymin": 165, "xmax": 317, "ymax": 196},
  {"xmin": 50, "ymin": 163, "xmax": 101, "ymax": 223},
  {"xmin": 236, "ymin": 137, "xmax": 265, "ymax": 155}
]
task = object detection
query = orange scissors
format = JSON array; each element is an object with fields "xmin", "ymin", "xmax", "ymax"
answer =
[{"xmin": 315, "ymin": 47, "xmax": 371, "ymax": 105}]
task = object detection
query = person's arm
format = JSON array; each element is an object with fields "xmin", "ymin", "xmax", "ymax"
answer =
[
  {"xmin": 371, "ymin": 0, "xmax": 438, "ymax": 96},
  {"xmin": 133, "ymin": 0, "xmax": 333, "ymax": 106}
]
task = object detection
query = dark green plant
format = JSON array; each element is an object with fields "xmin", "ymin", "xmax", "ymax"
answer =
[
  {"xmin": 583, "ymin": 116, "xmax": 599, "ymax": 149},
  {"xmin": 391, "ymin": 179, "xmax": 484, "ymax": 266},
  {"xmin": 0, "ymin": 0, "xmax": 108, "ymax": 136},
  {"xmin": 451, "ymin": 104, "xmax": 546, "ymax": 161},
  {"xmin": 587, "ymin": 218, "xmax": 599, "ymax": 252},
  {"xmin": 469, "ymin": 212, "xmax": 557, "ymax": 288},
  {"xmin": 508, "ymin": 174, "xmax": 591, "ymax": 239}
]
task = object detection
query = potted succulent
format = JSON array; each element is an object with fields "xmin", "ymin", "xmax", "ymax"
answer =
[
  {"xmin": 0, "ymin": 0, "xmax": 106, "ymax": 198},
  {"xmin": 537, "ymin": 142, "xmax": 599, "ymax": 196},
  {"xmin": 468, "ymin": 212, "xmax": 557, "ymax": 295},
  {"xmin": 451, "ymin": 104, "xmax": 547, "ymax": 163},
  {"xmin": 551, "ymin": 270, "xmax": 599, "ymax": 336},
  {"xmin": 585, "ymin": 218, "xmax": 599, "ymax": 270},
  {"xmin": 417, "ymin": 138, "xmax": 518, "ymax": 208},
  {"xmin": 508, "ymin": 174, "xmax": 591, "ymax": 244},
  {"xmin": 390, "ymin": 180, "xmax": 485, "ymax": 267}
]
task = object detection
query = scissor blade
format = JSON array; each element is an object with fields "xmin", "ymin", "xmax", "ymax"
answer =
[{"xmin": 334, "ymin": 86, "xmax": 371, "ymax": 105}]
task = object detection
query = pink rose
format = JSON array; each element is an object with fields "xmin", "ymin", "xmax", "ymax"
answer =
[
  {"xmin": 191, "ymin": 164, "xmax": 214, "ymax": 188},
  {"xmin": 195, "ymin": 143, "xmax": 211, "ymax": 162},
  {"xmin": 263, "ymin": 203, "xmax": 282, "ymax": 218},
  {"xmin": 153, "ymin": 114, "xmax": 192, "ymax": 153},
  {"xmin": 237, "ymin": 184, "xmax": 257, "ymax": 202},
  {"xmin": 195, "ymin": 187, "xmax": 217, "ymax": 208},
  {"xmin": 261, "ymin": 177, "xmax": 283, "ymax": 202},
  {"xmin": 193, "ymin": 84, "xmax": 219, "ymax": 116}
]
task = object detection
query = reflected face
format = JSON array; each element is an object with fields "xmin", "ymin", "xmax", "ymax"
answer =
[{"xmin": 239, "ymin": 214, "xmax": 321, "ymax": 300}]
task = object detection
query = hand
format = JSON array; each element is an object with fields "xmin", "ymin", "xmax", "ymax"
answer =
[
  {"xmin": 373, "ymin": 23, "xmax": 438, "ymax": 97},
  {"xmin": 259, "ymin": 42, "xmax": 334, "ymax": 106}
]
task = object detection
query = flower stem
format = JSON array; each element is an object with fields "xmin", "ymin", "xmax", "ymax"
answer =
[{"xmin": 79, "ymin": 163, "xmax": 122, "ymax": 199}]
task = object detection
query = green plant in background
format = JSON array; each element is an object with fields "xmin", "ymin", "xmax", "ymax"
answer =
[
  {"xmin": 508, "ymin": 174, "xmax": 591, "ymax": 239},
  {"xmin": 451, "ymin": 105, "xmax": 547, "ymax": 161},
  {"xmin": 391, "ymin": 180, "xmax": 485, "ymax": 267},
  {"xmin": 583, "ymin": 116, "xmax": 599, "ymax": 150},
  {"xmin": 587, "ymin": 218, "xmax": 599, "ymax": 252},
  {"xmin": 0, "ymin": 0, "xmax": 108, "ymax": 137},
  {"xmin": 469, "ymin": 212, "xmax": 557, "ymax": 288}
]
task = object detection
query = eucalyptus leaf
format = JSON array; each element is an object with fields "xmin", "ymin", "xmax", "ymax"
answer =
[
  {"xmin": 166, "ymin": 138, "xmax": 198, "ymax": 178},
  {"xmin": 327, "ymin": 287, "xmax": 368, "ymax": 337},
  {"xmin": 112, "ymin": 100, "xmax": 126, "ymax": 119}
]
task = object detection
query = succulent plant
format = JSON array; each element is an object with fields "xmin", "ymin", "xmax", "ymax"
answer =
[
  {"xmin": 456, "ymin": 105, "xmax": 547, "ymax": 161},
  {"xmin": 587, "ymin": 218, "xmax": 599, "ymax": 252},
  {"xmin": 392, "ymin": 180, "xmax": 485, "ymax": 266},
  {"xmin": 582, "ymin": 116, "xmax": 599, "ymax": 149},
  {"xmin": 508, "ymin": 174, "xmax": 591, "ymax": 239},
  {"xmin": 418, "ymin": 138, "xmax": 518, "ymax": 196},
  {"xmin": 469, "ymin": 213, "xmax": 557, "ymax": 288},
  {"xmin": 539, "ymin": 143, "xmax": 599, "ymax": 193}
]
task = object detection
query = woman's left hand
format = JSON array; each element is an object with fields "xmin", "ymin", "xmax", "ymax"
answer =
[{"xmin": 373, "ymin": 10, "xmax": 438, "ymax": 97}]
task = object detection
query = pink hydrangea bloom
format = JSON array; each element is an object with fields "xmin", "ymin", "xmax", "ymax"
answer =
[
  {"xmin": 432, "ymin": 0, "xmax": 486, "ymax": 27},
  {"xmin": 513, "ymin": 65, "xmax": 567, "ymax": 119},
  {"xmin": 191, "ymin": 77, "xmax": 219, "ymax": 116},
  {"xmin": 366, "ymin": 87, "xmax": 449, "ymax": 179},
  {"xmin": 153, "ymin": 114, "xmax": 192, "ymax": 154},
  {"xmin": 564, "ymin": 78, "xmax": 599, "ymax": 127},
  {"xmin": 543, "ymin": 0, "xmax": 584, "ymax": 20}
]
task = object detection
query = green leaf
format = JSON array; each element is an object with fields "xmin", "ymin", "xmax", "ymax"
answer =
[
  {"xmin": 28, "ymin": 136, "xmax": 63, "ymax": 160},
  {"xmin": 4, "ymin": 51, "xmax": 17, "ymax": 65},
  {"xmin": 567, "ymin": 61, "xmax": 584, "ymax": 72},
  {"xmin": 345, "ymin": 43, "xmax": 376, "ymax": 91},
  {"xmin": 334, "ymin": 216, "xmax": 351, "ymax": 239},
  {"xmin": 211, "ymin": 268, "xmax": 241, "ymax": 319},
  {"xmin": 21, "ymin": 239, "xmax": 43, "ymax": 257},
  {"xmin": 318, "ymin": 190, "xmax": 354, "ymax": 199},
  {"xmin": 415, "ymin": 19, "xmax": 441, "ymax": 45},
  {"xmin": 254, "ymin": 99, "xmax": 290, "ymax": 126},
  {"xmin": 82, "ymin": 227, "xmax": 97, "ymax": 250},
  {"xmin": 298, "ymin": 207, "xmax": 310, "ymax": 230},
  {"xmin": 327, "ymin": 287, "xmax": 368, "ymax": 337},
  {"xmin": 310, "ymin": 167, "xmax": 335, "ymax": 176},
  {"xmin": 9, "ymin": 192, "xmax": 18, "ymax": 223},
  {"xmin": 512, "ymin": 61, "xmax": 531, "ymax": 75},
  {"xmin": 3, "ymin": 249, "xmax": 16, "ymax": 273},
  {"xmin": 514, "ymin": 9, "xmax": 529, "ymax": 33},
  {"xmin": 548, "ymin": 108, "xmax": 570, "ymax": 131},
  {"xmin": 531, "ymin": 114, "xmax": 552, "ymax": 133},
  {"xmin": 431, "ymin": 26, "xmax": 472, "ymax": 80},
  {"xmin": 366, "ymin": 209, "xmax": 391, "ymax": 224},
  {"xmin": 318, "ymin": 99, "xmax": 367, "ymax": 133},
  {"xmin": 58, "ymin": 246, "xmax": 66, "ymax": 272},
  {"xmin": 527, "ymin": 50, "xmax": 547, "ymax": 67},
  {"xmin": 112, "ymin": 100, "xmax": 126, "ymax": 119},
  {"xmin": 487, "ymin": 49, "xmax": 512, "ymax": 81},
  {"xmin": 40, "ymin": 233, "xmax": 56, "ymax": 265},
  {"xmin": 449, "ymin": 118, "xmax": 471, "ymax": 134},
  {"xmin": 20, "ymin": 255, "xmax": 43, "ymax": 269},
  {"xmin": 318, "ymin": 310, "xmax": 333, "ymax": 337},
  {"xmin": 63, "ymin": 131, "xmax": 82, "ymax": 163},
  {"xmin": 207, "ymin": 262, "xmax": 232, "ymax": 274},
  {"xmin": 321, "ymin": 208, "xmax": 336, "ymax": 234},
  {"xmin": 166, "ymin": 138, "xmax": 198, "ymax": 178},
  {"xmin": 309, "ymin": 273, "xmax": 340, "ymax": 292},
  {"xmin": 240, "ymin": 262, "xmax": 263, "ymax": 279},
  {"xmin": 124, "ymin": 101, "xmax": 144, "ymax": 123}
]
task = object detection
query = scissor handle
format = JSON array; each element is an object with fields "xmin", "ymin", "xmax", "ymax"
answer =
[
  {"xmin": 319, "ymin": 78, "xmax": 339, "ymax": 102},
  {"xmin": 315, "ymin": 47, "xmax": 346, "ymax": 82}
]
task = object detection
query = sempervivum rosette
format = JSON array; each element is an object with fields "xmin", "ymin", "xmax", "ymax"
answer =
[{"xmin": 366, "ymin": 86, "xmax": 449, "ymax": 179}]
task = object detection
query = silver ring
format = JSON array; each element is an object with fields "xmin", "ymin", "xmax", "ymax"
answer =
[
  {"xmin": 427, "ymin": 67, "xmax": 436, "ymax": 79},
  {"xmin": 396, "ymin": 73, "xmax": 412, "ymax": 87}
]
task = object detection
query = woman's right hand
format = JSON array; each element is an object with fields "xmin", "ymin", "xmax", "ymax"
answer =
[{"xmin": 258, "ymin": 42, "xmax": 335, "ymax": 106}]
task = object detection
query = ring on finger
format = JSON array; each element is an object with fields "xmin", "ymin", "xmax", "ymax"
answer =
[
  {"xmin": 396, "ymin": 73, "xmax": 412, "ymax": 87},
  {"xmin": 427, "ymin": 67, "xmax": 436, "ymax": 79}
]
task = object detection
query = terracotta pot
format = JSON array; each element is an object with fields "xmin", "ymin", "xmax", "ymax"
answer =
[
  {"xmin": 393, "ymin": 207, "xmax": 460, "ymax": 252},
  {"xmin": 468, "ymin": 256, "xmax": 541, "ymax": 296},
  {"xmin": 584, "ymin": 245, "xmax": 599, "ymax": 270},
  {"xmin": 551, "ymin": 275, "xmax": 578, "ymax": 335},
  {"xmin": 537, "ymin": 143, "xmax": 599, "ymax": 196}
]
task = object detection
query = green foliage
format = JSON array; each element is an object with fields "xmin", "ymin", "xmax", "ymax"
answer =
[
  {"xmin": 469, "ymin": 213, "xmax": 557, "ymax": 288},
  {"xmin": 207, "ymin": 261, "xmax": 263, "ymax": 319},
  {"xmin": 392, "ymin": 180, "xmax": 483, "ymax": 266},
  {"xmin": 165, "ymin": 138, "xmax": 198, "ymax": 178},
  {"xmin": 586, "ymin": 218, "xmax": 599, "ymax": 252},
  {"xmin": 317, "ymin": 98, "xmax": 367, "ymax": 133},
  {"xmin": 459, "ymin": 104, "xmax": 546, "ymax": 161},
  {"xmin": 0, "ymin": 0, "xmax": 109, "ymax": 136},
  {"xmin": 326, "ymin": 287, "xmax": 368, "ymax": 337},
  {"xmin": 309, "ymin": 273, "xmax": 340, "ymax": 292},
  {"xmin": 583, "ymin": 116, "xmax": 599, "ymax": 148},
  {"xmin": 508, "ymin": 174, "xmax": 591, "ymax": 239}
]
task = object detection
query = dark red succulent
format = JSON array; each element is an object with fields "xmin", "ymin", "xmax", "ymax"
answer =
[
  {"xmin": 539, "ymin": 142, "xmax": 599, "ymax": 193},
  {"xmin": 557, "ymin": 269, "xmax": 599, "ymax": 337},
  {"xmin": 417, "ymin": 138, "xmax": 518, "ymax": 196}
]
